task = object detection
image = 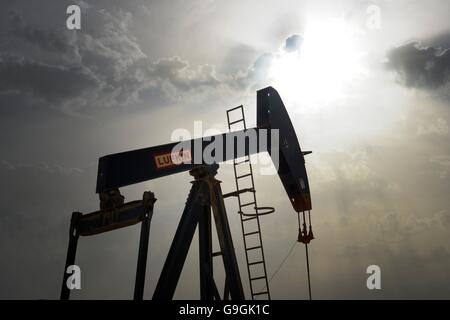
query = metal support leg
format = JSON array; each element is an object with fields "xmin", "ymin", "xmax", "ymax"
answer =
[
  {"xmin": 207, "ymin": 168, "xmax": 245, "ymax": 300},
  {"xmin": 134, "ymin": 192, "xmax": 156, "ymax": 300},
  {"xmin": 224, "ymin": 276, "xmax": 230, "ymax": 300},
  {"xmin": 60, "ymin": 212, "xmax": 82, "ymax": 300},
  {"xmin": 154, "ymin": 164, "xmax": 244, "ymax": 300},
  {"xmin": 152, "ymin": 182, "xmax": 208, "ymax": 300},
  {"xmin": 199, "ymin": 205, "xmax": 213, "ymax": 300}
]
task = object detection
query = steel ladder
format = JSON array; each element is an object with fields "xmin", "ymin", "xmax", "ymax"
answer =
[{"xmin": 226, "ymin": 105, "xmax": 271, "ymax": 300}]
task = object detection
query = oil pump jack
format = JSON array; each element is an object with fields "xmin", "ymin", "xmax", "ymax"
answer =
[{"xmin": 60, "ymin": 86, "xmax": 313, "ymax": 300}]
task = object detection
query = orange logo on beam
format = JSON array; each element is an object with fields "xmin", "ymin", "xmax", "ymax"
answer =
[{"xmin": 154, "ymin": 150, "xmax": 192, "ymax": 169}]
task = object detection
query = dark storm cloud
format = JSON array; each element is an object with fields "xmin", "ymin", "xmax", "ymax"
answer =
[
  {"xmin": 425, "ymin": 32, "xmax": 450, "ymax": 48},
  {"xmin": 386, "ymin": 38, "xmax": 450, "ymax": 90},
  {"xmin": 0, "ymin": 55, "xmax": 98, "ymax": 102},
  {"xmin": 9, "ymin": 12, "xmax": 73, "ymax": 54},
  {"xmin": 0, "ymin": 2, "xmax": 299, "ymax": 116},
  {"xmin": 0, "ymin": 1, "xmax": 228, "ymax": 296},
  {"xmin": 0, "ymin": 3, "xmax": 223, "ymax": 115}
]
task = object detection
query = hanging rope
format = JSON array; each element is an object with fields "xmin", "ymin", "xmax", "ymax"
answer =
[
  {"xmin": 304, "ymin": 238, "xmax": 312, "ymax": 300},
  {"xmin": 259, "ymin": 210, "xmax": 314, "ymax": 300},
  {"xmin": 258, "ymin": 239, "xmax": 297, "ymax": 292},
  {"xmin": 297, "ymin": 210, "xmax": 313, "ymax": 300},
  {"xmin": 302, "ymin": 211, "xmax": 312, "ymax": 300}
]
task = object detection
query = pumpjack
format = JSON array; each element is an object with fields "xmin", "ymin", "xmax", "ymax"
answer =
[{"xmin": 60, "ymin": 86, "xmax": 313, "ymax": 300}]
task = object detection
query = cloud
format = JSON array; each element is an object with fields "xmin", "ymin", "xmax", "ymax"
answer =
[
  {"xmin": 0, "ymin": 55, "xmax": 99, "ymax": 102},
  {"xmin": 150, "ymin": 56, "xmax": 219, "ymax": 90},
  {"xmin": 284, "ymin": 34, "xmax": 303, "ymax": 53},
  {"xmin": 429, "ymin": 155, "xmax": 450, "ymax": 179},
  {"xmin": 220, "ymin": 43, "xmax": 258, "ymax": 75},
  {"xmin": 229, "ymin": 52, "xmax": 275, "ymax": 90},
  {"xmin": 9, "ymin": 12, "xmax": 74, "ymax": 54},
  {"xmin": 386, "ymin": 39, "xmax": 450, "ymax": 91},
  {"xmin": 417, "ymin": 118, "xmax": 449, "ymax": 136},
  {"xmin": 1, "ymin": 5, "xmax": 224, "ymax": 115},
  {"xmin": 227, "ymin": 33, "xmax": 306, "ymax": 90},
  {"xmin": 1, "ymin": 6, "xmax": 307, "ymax": 116}
]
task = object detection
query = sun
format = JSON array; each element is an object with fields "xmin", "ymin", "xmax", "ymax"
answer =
[{"xmin": 269, "ymin": 17, "xmax": 366, "ymax": 111}]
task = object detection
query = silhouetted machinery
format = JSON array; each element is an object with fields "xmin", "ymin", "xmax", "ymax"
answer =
[{"xmin": 60, "ymin": 86, "xmax": 313, "ymax": 300}]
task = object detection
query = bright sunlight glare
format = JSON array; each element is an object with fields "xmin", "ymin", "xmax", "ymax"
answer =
[{"xmin": 269, "ymin": 17, "xmax": 367, "ymax": 111}]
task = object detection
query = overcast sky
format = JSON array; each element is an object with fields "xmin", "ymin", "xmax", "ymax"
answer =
[{"xmin": 0, "ymin": 0, "xmax": 449, "ymax": 299}]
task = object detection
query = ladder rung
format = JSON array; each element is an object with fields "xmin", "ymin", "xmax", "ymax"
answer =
[
  {"xmin": 212, "ymin": 251, "xmax": 222, "ymax": 257},
  {"xmin": 240, "ymin": 201, "xmax": 255, "ymax": 207},
  {"xmin": 253, "ymin": 291, "xmax": 269, "ymax": 296},
  {"xmin": 246, "ymin": 245, "xmax": 262, "ymax": 251},
  {"xmin": 234, "ymin": 158, "xmax": 250, "ymax": 165},
  {"xmin": 227, "ymin": 105, "xmax": 243, "ymax": 113},
  {"xmin": 236, "ymin": 173, "xmax": 252, "ymax": 179},
  {"xmin": 242, "ymin": 216, "xmax": 257, "ymax": 222},
  {"xmin": 223, "ymin": 188, "xmax": 253, "ymax": 198},
  {"xmin": 248, "ymin": 260, "xmax": 264, "ymax": 266},
  {"xmin": 244, "ymin": 231, "xmax": 260, "ymax": 237},
  {"xmin": 229, "ymin": 119, "xmax": 244, "ymax": 126},
  {"xmin": 250, "ymin": 276, "xmax": 266, "ymax": 281}
]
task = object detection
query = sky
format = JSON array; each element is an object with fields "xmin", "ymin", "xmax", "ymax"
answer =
[{"xmin": 0, "ymin": 0, "xmax": 449, "ymax": 299}]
